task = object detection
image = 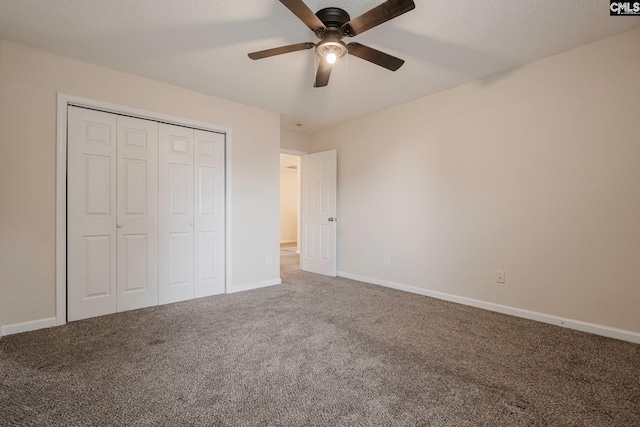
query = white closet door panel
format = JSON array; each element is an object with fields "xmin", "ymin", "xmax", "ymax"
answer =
[
  {"xmin": 67, "ymin": 107, "xmax": 118, "ymax": 321},
  {"xmin": 194, "ymin": 130, "xmax": 225, "ymax": 297},
  {"xmin": 159, "ymin": 124, "xmax": 194, "ymax": 304},
  {"xmin": 116, "ymin": 116, "xmax": 159, "ymax": 312}
]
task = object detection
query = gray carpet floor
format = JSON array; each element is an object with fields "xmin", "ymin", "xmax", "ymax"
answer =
[{"xmin": 1, "ymin": 247, "xmax": 639, "ymax": 426}]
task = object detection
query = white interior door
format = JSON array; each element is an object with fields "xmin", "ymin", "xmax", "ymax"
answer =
[
  {"xmin": 194, "ymin": 130, "xmax": 226, "ymax": 297},
  {"xmin": 67, "ymin": 107, "xmax": 118, "ymax": 321},
  {"xmin": 116, "ymin": 116, "xmax": 159, "ymax": 312},
  {"xmin": 301, "ymin": 149, "xmax": 337, "ymax": 276},
  {"xmin": 159, "ymin": 123, "xmax": 194, "ymax": 304}
]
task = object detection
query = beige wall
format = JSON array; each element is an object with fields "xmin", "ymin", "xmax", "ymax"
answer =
[
  {"xmin": 281, "ymin": 129, "xmax": 310, "ymax": 153},
  {"xmin": 0, "ymin": 40, "xmax": 281, "ymax": 327},
  {"xmin": 280, "ymin": 168, "xmax": 298, "ymax": 243},
  {"xmin": 310, "ymin": 29, "xmax": 640, "ymax": 333}
]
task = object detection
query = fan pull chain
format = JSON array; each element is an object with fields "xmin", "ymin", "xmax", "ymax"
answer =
[
  {"xmin": 313, "ymin": 50, "xmax": 317, "ymax": 92},
  {"xmin": 346, "ymin": 52, "xmax": 350, "ymax": 96}
]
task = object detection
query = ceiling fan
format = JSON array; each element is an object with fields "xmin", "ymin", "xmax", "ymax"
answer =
[{"xmin": 248, "ymin": 0, "xmax": 416, "ymax": 87}]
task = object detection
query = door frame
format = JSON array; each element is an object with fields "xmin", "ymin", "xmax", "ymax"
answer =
[
  {"xmin": 280, "ymin": 149, "xmax": 305, "ymax": 256},
  {"xmin": 55, "ymin": 93, "xmax": 232, "ymax": 327}
]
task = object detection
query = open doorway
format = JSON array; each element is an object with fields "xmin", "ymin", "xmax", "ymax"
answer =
[{"xmin": 280, "ymin": 153, "xmax": 300, "ymax": 268}]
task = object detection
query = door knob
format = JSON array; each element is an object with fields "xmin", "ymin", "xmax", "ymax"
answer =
[{"xmin": 328, "ymin": 217, "xmax": 338, "ymax": 222}]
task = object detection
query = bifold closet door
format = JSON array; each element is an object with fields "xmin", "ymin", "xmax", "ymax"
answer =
[
  {"xmin": 68, "ymin": 107, "xmax": 118, "ymax": 321},
  {"xmin": 116, "ymin": 116, "xmax": 159, "ymax": 312},
  {"xmin": 194, "ymin": 130, "xmax": 225, "ymax": 297},
  {"xmin": 159, "ymin": 124, "xmax": 226, "ymax": 304},
  {"xmin": 69, "ymin": 107, "xmax": 225, "ymax": 320},
  {"xmin": 68, "ymin": 107, "xmax": 159, "ymax": 321},
  {"xmin": 159, "ymin": 124, "xmax": 195, "ymax": 304}
]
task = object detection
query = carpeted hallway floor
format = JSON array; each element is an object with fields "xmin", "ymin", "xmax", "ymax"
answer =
[{"xmin": 1, "ymin": 246, "xmax": 639, "ymax": 426}]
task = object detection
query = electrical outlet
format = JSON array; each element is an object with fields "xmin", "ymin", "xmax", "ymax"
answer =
[
  {"xmin": 383, "ymin": 256, "xmax": 391, "ymax": 266},
  {"xmin": 497, "ymin": 271, "xmax": 506, "ymax": 284},
  {"xmin": 266, "ymin": 256, "xmax": 272, "ymax": 266}
]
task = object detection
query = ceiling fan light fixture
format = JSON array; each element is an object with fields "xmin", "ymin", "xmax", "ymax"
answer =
[{"xmin": 315, "ymin": 34, "xmax": 347, "ymax": 64}]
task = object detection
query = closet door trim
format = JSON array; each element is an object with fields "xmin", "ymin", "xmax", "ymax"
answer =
[{"xmin": 56, "ymin": 93, "xmax": 232, "ymax": 327}]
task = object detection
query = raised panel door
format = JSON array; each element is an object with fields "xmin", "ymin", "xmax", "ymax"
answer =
[
  {"xmin": 116, "ymin": 116, "xmax": 159, "ymax": 312},
  {"xmin": 67, "ymin": 106, "xmax": 118, "ymax": 321},
  {"xmin": 194, "ymin": 130, "xmax": 225, "ymax": 297},
  {"xmin": 301, "ymin": 150, "xmax": 337, "ymax": 276},
  {"xmin": 159, "ymin": 124, "xmax": 194, "ymax": 304}
]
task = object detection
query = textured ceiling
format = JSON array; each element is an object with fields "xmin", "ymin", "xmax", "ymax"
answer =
[{"xmin": 0, "ymin": 1, "xmax": 638, "ymax": 133}]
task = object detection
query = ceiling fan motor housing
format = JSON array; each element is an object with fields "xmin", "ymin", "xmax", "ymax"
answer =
[
  {"xmin": 314, "ymin": 7, "xmax": 350, "ymax": 59},
  {"xmin": 315, "ymin": 7, "xmax": 351, "ymax": 29}
]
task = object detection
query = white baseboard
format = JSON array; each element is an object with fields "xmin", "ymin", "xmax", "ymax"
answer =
[
  {"xmin": 1, "ymin": 279, "xmax": 283, "ymax": 336},
  {"xmin": 5, "ymin": 276, "xmax": 636, "ymax": 345},
  {"xmin": 228, "ymin": 278, "xmax": 281, "ymax": 294},
  {"xmin": 337, "ymin": 271, "xmax": 640, "ymax": 345},
  {"xmin": 1, "ymin": 317, "xmax": 57, "ymax": 337}
]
